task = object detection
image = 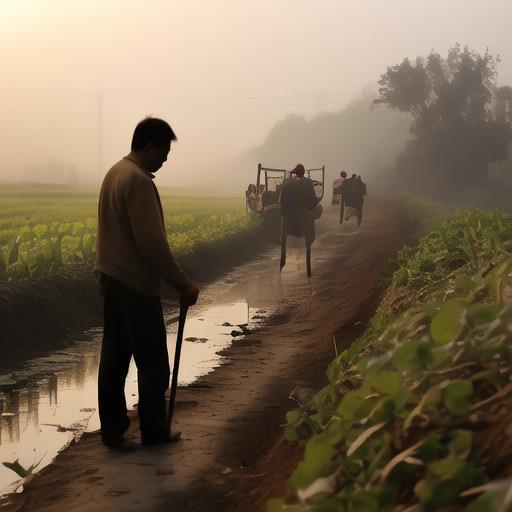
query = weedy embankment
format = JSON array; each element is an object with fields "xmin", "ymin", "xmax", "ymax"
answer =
[{"xmin": 271, "ymin": 209, "xmax": 512, "ymax": 511}]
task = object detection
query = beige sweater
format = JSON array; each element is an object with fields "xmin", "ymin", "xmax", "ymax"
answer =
[{"xmin": 94, "ymin": 156, "xmax": 191, "ymax": 297}]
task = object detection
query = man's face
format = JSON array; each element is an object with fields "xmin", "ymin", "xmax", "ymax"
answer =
[{"xmin": 146, "ymin": 141, "xmax": 171, "ymax": 173}]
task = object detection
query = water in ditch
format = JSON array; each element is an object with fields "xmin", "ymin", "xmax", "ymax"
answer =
[
  {"xmin": 0, "ymin": 240, "xmax": 321, "ymax": 495},
  {"xmin": 0, "ymin": 297, "xmax": 274, "ymax": 494}
]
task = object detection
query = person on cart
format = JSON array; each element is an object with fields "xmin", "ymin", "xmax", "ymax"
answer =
[{"xmin": 279, "ymin": 163, "xmax": 321, "ymax": 276}]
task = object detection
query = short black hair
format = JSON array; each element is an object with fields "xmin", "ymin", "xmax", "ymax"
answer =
[
  {"xmin": 131, "ymin": 117, "xmax": 177, "ymax": 150},
  {"xmin": 340, "ymin": 171, "xmax": 347, "ymax": 178},
  {"xmin": 292, "ymin": 163, "xmax": 306, "ymax": 177}
]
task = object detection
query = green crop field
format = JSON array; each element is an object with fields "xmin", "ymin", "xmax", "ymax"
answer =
[{"xmin": 0, "ymin": 185, "xmax": 256, "ymax": 281}]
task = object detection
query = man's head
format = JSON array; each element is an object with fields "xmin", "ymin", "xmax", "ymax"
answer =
[
  {"xmin": 292, "ymin": 163, "xmax": 306, "ymax": 178},
  {"xmin": 130, "ymin": 117, "xmax": 177, "ymax": 173},
  {"xmin": 340, "ymin": 171, "xmax": 347, "ymax": 178},
  {"xmin": 352, "ymin": 173, "xmax": 357, "ymax": 178}
]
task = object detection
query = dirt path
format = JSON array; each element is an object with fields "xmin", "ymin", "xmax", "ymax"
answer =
[{"xmin": 2, "ymin": 197, "xmax": 416, "ymax": 512}]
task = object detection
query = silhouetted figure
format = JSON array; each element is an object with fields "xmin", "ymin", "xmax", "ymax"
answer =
[
  {"xmin": 245, "ymin": 183, "xmax": 257, "ymax": 212},
  {"xmin": 340, "ymin": 173, "xmax": 367, "ymax": 226},
  {"xmin": 95, "ymin": 117, "xmax": 199, "ymax": 448},
  {"xmin": 279, "ymin": 163, "xmax": 320, "ymax": 277},
  {"xmin": 332, "ymin": 170, "xmax": 347, "ymax": 205},
  {"xmin": 358, "ymin": 175, "xmax": 368, "ymax": 199}
]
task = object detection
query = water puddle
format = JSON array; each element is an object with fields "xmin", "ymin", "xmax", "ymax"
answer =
[{"xmin": 0, "ymin": 299, "xmax": 270, "ymax": 495}]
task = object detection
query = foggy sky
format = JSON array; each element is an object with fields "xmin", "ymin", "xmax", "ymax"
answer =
[{"xmin": 1, "ymin": 0, "xmax": 512, "ymax": 191}]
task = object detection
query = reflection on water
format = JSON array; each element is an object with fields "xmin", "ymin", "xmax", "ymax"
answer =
[{"xmin": 0, "ymin": 300, "xmax": 269, "ymax": 495}]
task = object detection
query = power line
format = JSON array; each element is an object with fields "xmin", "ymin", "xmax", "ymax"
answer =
[{"xmin": 93, "ymin": 90, "xmax": 362, "ymax": 105}]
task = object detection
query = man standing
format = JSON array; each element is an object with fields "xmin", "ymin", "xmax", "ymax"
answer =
[{"xmin": 95, "ymin": 117, "xmax": 199, "ymax": 447}]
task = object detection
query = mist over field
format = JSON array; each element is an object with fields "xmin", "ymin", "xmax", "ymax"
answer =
[
  {"xmin": 4, "ymin": 3, "xmax": 512, "ymax": 510},
  {"xmin": 2, "ymin": 0, "xmax": 512, "ymax": 194}
]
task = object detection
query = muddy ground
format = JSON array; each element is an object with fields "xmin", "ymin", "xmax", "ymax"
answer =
[{"xmin": 2, "ymin": 197, "xmax": 416, "ymax": 512}]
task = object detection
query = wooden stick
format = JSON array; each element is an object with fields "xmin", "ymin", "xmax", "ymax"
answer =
[{"xmin": 167, "ymin": 304, "xmax": 189, "ymax": 437}]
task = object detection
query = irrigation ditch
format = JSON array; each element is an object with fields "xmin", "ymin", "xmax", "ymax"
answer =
[{"xmin": 0, "ymin": 219, "xmax": 277, "ymax": 365}]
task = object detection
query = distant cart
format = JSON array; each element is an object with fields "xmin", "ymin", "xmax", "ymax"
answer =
[{"xmin": 245, "ymin": 163, "xmax": 325, "ymax": 214}]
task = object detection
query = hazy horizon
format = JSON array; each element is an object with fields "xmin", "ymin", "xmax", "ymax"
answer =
[{"xmin": 2, "ymin": 0, "xmax": 512, "ymax": 192}]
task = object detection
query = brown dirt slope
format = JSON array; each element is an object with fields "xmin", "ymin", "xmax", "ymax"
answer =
[{"xmin": 2, "ymin": 196, "xmax": 416, "ymax": 512}]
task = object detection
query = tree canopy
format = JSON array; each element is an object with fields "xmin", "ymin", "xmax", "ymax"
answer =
[{"xmin": 375, "ymin": 45, "xmax": 512, "ymax": 189}]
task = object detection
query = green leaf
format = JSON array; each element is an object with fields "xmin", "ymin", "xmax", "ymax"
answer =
[
  {"xmin": 454, "ymin": 274, "xmax": 477, "ymax": 294},
  {"xmin": 349, "ymin": 490, "xmax": 379, "ymax": 512},
  {"xmin": 430, "ymin": 299, "xmax": 465, "ymax": 344},
  {"xmin": 415, "ymin": 478, "xmax": 462, "ymax": 509},
  {"xmin": 357, "ymin": 356, "xmax": 370, "ymax": 373},
  {"xmin": 417, "ymin": 434, "xmax": 443, "ymax": 463},
  {"xmin": 470, "ymin": 369, "xmax": 502, "ymax": 388},
  {"xmin": 303, "ymin": 495, "xmax": 343, "ymax": 511},
  {"xmin": 291, "ymin": 429, "xmax": 342, "ymax": 489},
  {"xmin": 365, "ymin": 371, "xmax": 401, "ymax": 394},
  {"xmin": 286, "ymin": 409, "xmax": 303, "ymax": 425},
  {"xmin": 429, "ymin": 347, "xmax": 452, "ymax": 368},
  {"xmin": 404, "ymin": 386, "xmax": 442, "ymax": 430},
  {"xmin": 392, "ymin": 340, "xmax": 431, "ymax": 372},
  {"xmin": 339, "ymin": 457, "xmax": 364, "ymax": 479},
  {"xmin": 284, "ymin": 426, "xmax": 299, "ymax": 442},
  {"xmin": 428, "ymin": 458, "xmax": 466, "ymax": 479},
  {"xmin": 266, "ymin": 498, "xmax": 285, "ymax": 512},
  {"xmin": 467, "ymin": 304, "xmax": 500, "ymax": 325},
  {"xmin": 467, "ymin": 494, "xmax": 500, "ymax": 512},
  {"xmin": 442, "ymin": 380, "xmax": 474, "ymax": 416},
  {"xmin": 336, "ymin": 391, "xmax": 373, "ymax": 421},
  {"xmin": 449, "ymin": 430, "xmax": 473, "ymax": 455},
  {"xmin": 370, "ymin": 397, "xmax": 396, "ymax": 423},
  {"xmin": 466, "ymin": 478, "xmax": 512, "ymax": 512},
  {"xmin": 390, "ymin": 385, "xmax": 412, "ymax": 411}
]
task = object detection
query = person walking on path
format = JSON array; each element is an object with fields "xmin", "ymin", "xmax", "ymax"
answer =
[
  {"xmin": 94, "ymin": 117, "xmax": 199, "ymax": 448},
  {"xmin": 280, "ymin": 164, "xmax": 319, "ymax": 243},
  {"xmin": 279, "ymin": 163, "xmax": 321, "ymax": 276},
  {"xmin": 332, "ymin": 170, "xmax": 347, "ymax": 205},
  {"xmin": 339, "ymin": 173, "xmax": 367, "ymax": 226}
]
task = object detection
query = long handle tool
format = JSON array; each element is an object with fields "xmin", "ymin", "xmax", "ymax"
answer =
[{"xmin": 167, "ymin": 304, "xmax": 189, "ymax": 440}]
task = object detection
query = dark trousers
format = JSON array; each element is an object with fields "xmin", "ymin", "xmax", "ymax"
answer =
[
  {"xmin": 355, "ymin": 204, "xmax": 363, "ymax": 226},
  {"xmin": 344, "ymin": 202, "xmax": 363, "ymax": 226},
  {"xmin": 98, "ymin": 274, "xmax": 170, "ymax": 439}
]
